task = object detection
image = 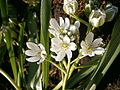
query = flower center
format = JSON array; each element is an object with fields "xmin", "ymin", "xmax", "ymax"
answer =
[
  {"xmin": 86, "ymin": 45, "xmax": 94, "ymax": 53},
  {"xmin": 37, "ymin": 51, "xmax": 41, "ymax": 57},
  {"xmin": 62, "ymin": 43, "xmax": 68, "ymax": 49}
]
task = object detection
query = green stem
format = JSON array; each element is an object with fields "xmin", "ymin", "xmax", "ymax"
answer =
[
  {"xmin": 62, "ymin": 60, "xmax": 70, "ymax": 90},
  {"xmin": 53, "ymin": 80, "xmax": 63, "ymax": 90},
  {"xmin": 59, "ymin": 62, "xmax": 64, "ymax": 80},
  {"xmin": 0, "ymin": 68, "xmax": 21, "ymax": 90},
  {"xmin": 68, "ymin": 53, "xmax": 83, "ymax": 78},
  {"xmin": 18, "ymin": 23, "xmax": 26, "ymax": 87},
  {"xmin": 46, "ymin": 60, "xmax": 66, "ymax": 74},
  {"xmin": 71, "ymin": 14, "xmax": 89, "ymax": 27}
]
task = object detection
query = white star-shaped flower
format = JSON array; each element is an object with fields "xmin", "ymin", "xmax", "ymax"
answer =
[
  {"xmin": 49, "ymin": 17, "xmax": 80, "ymax": 40},
  {"xmin": 25, "ymin": 42, "xmax": 47, "ymax": 64},
  {"xmin": 50, "ymin": 36, "xmax": 77, "ymax": 61},
  {"xmin": 80, "ymin": 32, "xmax": 105, "ymax": 57},
  {"xmin": 49, "ymin": 17, "xmax": 70, "ymax": 38}
]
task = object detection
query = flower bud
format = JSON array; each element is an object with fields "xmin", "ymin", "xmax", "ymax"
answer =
[
  {"xmin": 63, "ymin": 0, "xmax": 78, "ymax": 15},
  {"xmin": 84, "ymin": 3, "xmax": 92, "ymax": 16},
  {"xmin": 89, "ymin": 9, "xmax": 106, "ymax": 27},
  {"xmin": 105, "ymin": 4, "xmax": 118, "ymax": 22}
]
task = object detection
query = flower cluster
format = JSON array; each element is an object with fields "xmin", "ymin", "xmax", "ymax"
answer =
[
  {"xmin": 49, "ymin": 17, "xmax": 80, "ymax": 41},
  {"xmin": 24, "ymin": 0, "xmax": 116, "ymax": 63},
  {"xmin": 49, "ymin": 17, "xmax": 79, "ymax": 61},
  {"xmin": 50, "ymin": 36, "xmax": 76, "ymax": 61}
]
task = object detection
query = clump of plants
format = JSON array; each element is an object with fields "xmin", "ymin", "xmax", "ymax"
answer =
[{"xmin": 0, "ymin": 0, "xmax": 120, "ymax": 90}]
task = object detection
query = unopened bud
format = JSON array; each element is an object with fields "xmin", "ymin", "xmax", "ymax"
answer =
[
  {"xmin": 89, "ymin": 9, "xmax": 106, "ymax": 27},
  {"xmin": 63, "ymin": 0, "xmax": 78, "ymax": 15},
  {"xmin": 105, "ymin": 4, "xmax": 118, "ymax": 22}
]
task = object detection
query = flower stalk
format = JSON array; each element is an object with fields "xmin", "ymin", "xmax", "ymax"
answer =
[
  {"xmin": 0, "ymin": 68, "xmax": 21, "ymax": 90},
  {"xmin": 71, "ymin": 14, "xmax": 89, "ymax": 27},
  {"xmin": 62, "ymin": 60, "xmax": 71, "ymax": 90}
]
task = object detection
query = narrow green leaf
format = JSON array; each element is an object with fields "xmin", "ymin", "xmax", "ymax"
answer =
[
  {"xmin": 0, "ymin": 44, "xmax": 6, "ymax": 66},
  {"xmin": 0, "ymin": 0, "xmax": 8, "ymax": 25},
  {"xmin": 66, "ymin": 66, "xmax": 96, "ymax": 89},
  {"xmin": 40, "ymin": 0, "xmax": 51, "ymax": 88},
  {"xmin": 66, "ymin": 56, "xmax": 100, "ymax": 89},
  {"xmin": 27, "ymin": 11, "xmax": 38, "ymax": 40},
  {"xmin": 0, "ymin": 0, "xmax": 18, "ymax": 82},
  {"xmin": 27, "ymin": 63, "xmax": 39, "ymax": 90},
  {"xmin": 27, "ymin": 64, "xmax": 42, "ymax": 90}
]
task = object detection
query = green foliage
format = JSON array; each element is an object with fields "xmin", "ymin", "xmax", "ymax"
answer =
[{"xmin": 40, "ymin": 0, "xmax": 51, "ymax": 88}]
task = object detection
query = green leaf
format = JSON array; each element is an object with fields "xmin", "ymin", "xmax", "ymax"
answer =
[
  {"xmin": 0, "ymin": 0, "xmax": 18, "ymax": 82},
  {"xmin": 85, "ymin": 15, "xmax": 120, "ymax": 90},
  {"xmin": 0, "ymin": 0, "xmax": 8, "ymax": 25},
  {"xmin": 66, "ymin": 56, "xmax": 101, "ymax": 89},
  {"xmin": 0, "ymin": 43, "xmax": 6, "ymax": 66},
  {"xmin": 27, "ymin": 11, "xmax": 38, "ymax": 40},
  {"xmin": 66, "ymin": 66, "xmax": 96, "ymax": 89},
  {"xmin": 27, "ymin": 64, "xmax": 42, "ymax": 90},
  {"xmin": 40, "ymin": 0, "xmax": 51, "ymax": 88},
  {"xmin": 27, "ymin": 63, "xmax": 39, "ymax": 89}
]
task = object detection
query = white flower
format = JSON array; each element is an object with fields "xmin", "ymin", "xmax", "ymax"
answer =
[
  {"xmin": 63, "ymin": 0, "xmax": 78, "ymax": 15},
  {"xmin": 25, "ymin": 42, "xmax": 47, "ymax": 64},
  {"xmin": 50, "ymin": 36, "xmax": 77, "ymax": 61},
  {"xmin": 89, "ymin": 9, "xmax": 106, "ymax": 27},
  {"xmin": 80, "ymin": 32, "xmax": 105, "ymax": 57},
  {"xmin": 49, "ymin": 17, "xmax": 80, "ymax": 41},
  {"xmin": 49, "ymin": 17, "xmax": 70, "ymax": 38}
]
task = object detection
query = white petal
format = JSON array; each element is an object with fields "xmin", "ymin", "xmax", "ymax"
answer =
[
  {"xmin": 65, "ymin": 17, "xmax": 70, "ymax": 29},
  {"xmin": 94, "ymin": 47, "xmax": 105, "ymax": 55},
  {"xmin": 88, "ymin": 52, "xmax": 95, "ymax": 57},
  {"xmin": 85, "ymin": 32, "xmax": 94, "ymax": 45},
  {"xmin": 50, "ymin": 18, "xmax": 60, "ymax": 31},
  {"xmin": 26, "ymin": 42, "xmax": 40, "ymax": 51},
  {"xmin": 38, "ymin": 43, "xmax": 45, "ymax": 51},
  {"xmin": 51, "ymin": 38, "xmax": 62, "ymax": 46},
  {"xmin": 51, "ymin": 54, "xmax": 57, "ymax": 59},
  {"xmin": 69, "ymin": 25, "xmax": 76, "ymax": 33},
  {"xmin": 90, "ymin": 18, "xmax": 99, "ymax": 27},
  {"xmin": 48, "ymin": 28, "xmax": 59, "ymax": 37},
  {"xmin": 80, "ymin": 41, "xmax": 88, "ymax": 49},
  {"xmin": 66, "ymin": 49, "xmax": 72, "ymax": 60},
  {"xmin": 69, "ymin": 42, "xmax": 77, "ymax": 51},
  {"xmin": 59, "ymin": 17, "xmax": 64, "ymax": 26},
  {"xmin": 63, "ymin": 36, "xmax": 70, "ymax": 43},
  {"xmin": 93, "ymin": 38, "xmax": 103, "ymax": 48},
  {"xmin": 26, "ymin": 56, "xmax": 40, "ymax": 62},
  {"xmin": 25, "ymin": 50, "xmax": 37, "ymax": 56},
  {"xmin": 37, "ymin": 58, "xmax": 45, "ymax": 64},
  {"xmin": 55, "ymin": 51, "xmax": 65, "ymax": 61},
  {"xmin": 74, "ymin": 21, "xmax": 80, "ymax": 28},
  {"xmin": 50, "ymin": 46, "xmax": 61, "ymax": 53},
  {"xmin": 80, "ymin": 49, "xmax": 88, "ymax": 56}
]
